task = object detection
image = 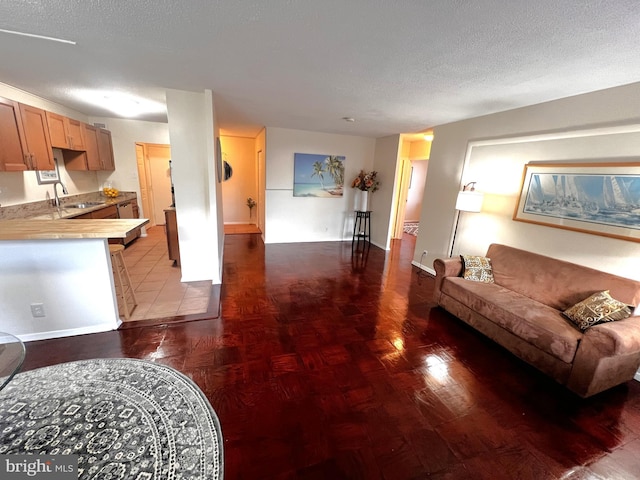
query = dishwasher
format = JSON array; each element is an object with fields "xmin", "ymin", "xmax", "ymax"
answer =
[{"xmin": 117, "ymin": 201, "xmax": 140, "ymax": 245}]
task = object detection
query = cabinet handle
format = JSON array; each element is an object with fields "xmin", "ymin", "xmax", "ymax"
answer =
[
  {"xmin": 30, "ymin": 154, "xmax": 35, "ymax": 169},
  {"xmin": 24, "ymin": 154, "xmax": 30, "ymax": 169}
]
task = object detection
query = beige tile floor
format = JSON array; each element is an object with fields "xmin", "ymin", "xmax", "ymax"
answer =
[{"xmin": 121, "ymin": 226, "xmax": 212, "ymax": 321}]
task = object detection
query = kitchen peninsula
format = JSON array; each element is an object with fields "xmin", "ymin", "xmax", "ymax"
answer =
[{"xmin": 0, "ymin": 217, "xmax": 148, "ymax": 342}]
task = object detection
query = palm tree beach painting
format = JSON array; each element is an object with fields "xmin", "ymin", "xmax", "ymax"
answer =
[{"xmin": 293, "ymin": 153, "xmax": 345, "ymax": 197}]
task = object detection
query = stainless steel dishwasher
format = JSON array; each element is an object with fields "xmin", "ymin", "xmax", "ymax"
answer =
[
  {"xmin": 117, "ymin": 201, "xmax": 139, "ymax": 245},
  {"xmin": 117, "ymin": 201, "xmax": 134, "ymax": 219}
]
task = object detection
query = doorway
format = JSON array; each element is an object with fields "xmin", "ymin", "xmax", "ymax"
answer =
[
  {"xmin": 391, "ymin": 134, "xmax": 431, "ymax": 240},
  {"xmin": 135, "ymin": 143, "xmax": 172, "ymax": 226}
]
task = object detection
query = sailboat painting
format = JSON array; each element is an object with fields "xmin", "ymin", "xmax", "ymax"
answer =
[{"xmin": 514, "ymin": 163, "xmax": 640, "ymax": 242}]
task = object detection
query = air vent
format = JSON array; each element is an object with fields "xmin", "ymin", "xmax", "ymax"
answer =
[{"xmin": 93, "ymin": 122, "xmax": 107, "ymax": 129}]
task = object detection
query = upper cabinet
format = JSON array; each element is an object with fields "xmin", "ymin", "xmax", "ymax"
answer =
[
  {"xmin": 46, "ymin": 111, "xmax": 86, "ymax": 151},
  {"xmin": 0, "ymin": 98, "xmax": 115, "ymax": 172},
  {"xmin": 66, "ymin": 124, "xmax": 115, "ymax": 171},
  {"xmin": 81, "ymin": 124, "xmax": 103, "ymax": 170},
  {"xmin": 97, "ymin": 128, "xmax": 115, "ymax": 171},
  {"xmin": 17, "ymin": 104, "xmax": 55, "ymax": 171},
  {"xmin": 0, "ymin": 97, "xmax": 28, "ymax": 171}
]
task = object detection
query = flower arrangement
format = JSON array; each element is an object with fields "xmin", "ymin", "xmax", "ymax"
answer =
[
  {"xmin": 247, "ymin": 197, "xmax": 256, "ymax": 216},
  {"xmin": 351, "ymin": 170, "xmax": 379, "ymax": 192}
]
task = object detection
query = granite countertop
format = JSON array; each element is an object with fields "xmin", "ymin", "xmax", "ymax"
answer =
[
  {"xmin": 0, "ymin": 218, "xmax": 149, "ymax": 240},
  {"xmin": 0, "ymin": 192, "xmax": 137, "ymax": 221}
]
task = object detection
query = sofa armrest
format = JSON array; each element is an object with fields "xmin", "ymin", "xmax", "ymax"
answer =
[
  {"xmin": 567, "ymin": 315, "xmax": 640, "ymax": 397},
  {"xmin": 433, "ymin": 257, "xmax": 463, "ymax": 304},
  {"xmin": 585, "ymin": 316, "xmax": 640, "ymax": 355}
]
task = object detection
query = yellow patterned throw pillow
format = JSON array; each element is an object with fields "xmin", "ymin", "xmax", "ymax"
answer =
[
  {"xmin": 460, "ymin": 255, "xmax": 494, "ymax": 283},
  {"xmin": 563, "ymin": 291, "xmax": 633, "ymax": 331}
]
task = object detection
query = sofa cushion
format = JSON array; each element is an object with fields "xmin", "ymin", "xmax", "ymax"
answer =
[
  {"xmin": 486, "ymin": 244, "xmax": 640, "ymax": 311},
  {"xmin": 441, "ymin": 277, "xmax": 583, "ymax": 363},
  {"xmin": 461, "ymin": 255, "xmax": 494, "ymax": 283},
  {"xmin": 563, "ymin": 291, "xmax": 633, "ymax": 331}
]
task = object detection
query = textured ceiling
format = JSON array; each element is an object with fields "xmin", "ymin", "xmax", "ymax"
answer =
[{"xmin": 1, "ymin": 1, "xmax": 639, "ymax": 138}]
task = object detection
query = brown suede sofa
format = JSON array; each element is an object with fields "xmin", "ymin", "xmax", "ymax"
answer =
[{"xmin": 433, "ymin": 243, "xmax": 640, "ymax": 397}]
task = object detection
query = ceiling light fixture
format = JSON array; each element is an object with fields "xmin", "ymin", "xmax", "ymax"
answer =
[
  {"xmin": 342, "ymin": 117, "xmax": 355, "ymax": 122},
  {"xmin": 73, "ymin": 90, "xmax": 166, "ymax": 118},
  {"xmin": 0, "ymin": 28, "xmax": 76, "ymax": 45}
]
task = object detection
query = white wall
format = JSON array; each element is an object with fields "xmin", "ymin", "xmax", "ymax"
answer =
[
  {"xmin": 416, "ymin": 81, "xmax": 640, "ymax": 280},
  {"xmin": 265, "ymin": 127, "xmax": 376, "ymax": 244},
  {"xmin": 166, "ymin": 89, "xmax": 223, "ymax": 284},
  {"xmin": 0, "ymin": 238, "xmax": 120, "ymax": 341},
  {"xmin": 372, "ymin": 135, "xmax": 401, "ymax": 249},
  {"xmin": 221, "ymin": 136, "xmax": 257, "ymax": 224}
]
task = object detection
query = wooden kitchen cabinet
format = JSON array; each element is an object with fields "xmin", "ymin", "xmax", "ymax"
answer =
[
  {"xmin": 81, "ymin": 124, "xmax": 102, "ymax": 170},
  {"xmin": 64, "ymin": 124, "xmax": 115, "ymax": 171},
  {"xmin": 97, "ymin": 128, "xmax": 115, "ymax": 171},
  {"xmin": 0, "ymin": 97, "xmax": 28, "ymax": 171},
  {"xmin": 46, "ymin": 112, "xmax": 86, "ymax": 151},
  {"xmin": 90, "ymin": 205, "xmax": 118, "ymax": 219},
  {"xmin": 18, "ymin": 103, "xmax": 55, "ymax": 170}
]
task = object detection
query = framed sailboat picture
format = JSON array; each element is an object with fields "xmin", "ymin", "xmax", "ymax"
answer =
[{"xmin": 514, "ymin": 162, "xmax": 640, "ymax": 242}]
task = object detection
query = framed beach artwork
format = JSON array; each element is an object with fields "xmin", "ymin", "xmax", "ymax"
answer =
[
  {"xmin": 293, "ymin": 153, "xmax": 345, "ymax": 197},
  {"xmin": 514, "ymin": 162, "xmax": 640, "ymax": 242}
]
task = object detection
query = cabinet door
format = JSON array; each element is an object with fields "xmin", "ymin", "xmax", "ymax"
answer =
[
  {"xmin": 46, "ymin": 112, "xmax": 86, "ymax": 151},
  {"xmin": 91, "ymin": 205, "xmax": 118, "ymax": 219},
  {"xmin": 19, "ymin": 104, "xmax": 54, "ymax": 170},
  {"xmin": 83, "ymin": 124, "xmax": 102, "ymax": 170},
  {"xmin": 66, "ymin": 118, "xmax": 85, "ymax": 150},
  {"xmin": 97, "ymin": 128, "xmax": 115, "ymax": 170},
  {"xmin": 46, "ymin": 111, "xmax": 68, "ymax": 149},
  {"xmin": 0, "ymin": 97, "xmax": 28, "ymax": 171}
]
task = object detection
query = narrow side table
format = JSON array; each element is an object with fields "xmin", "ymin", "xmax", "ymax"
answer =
[{"xmin": 352, "ymin": 211, "xmax": 371, "ymax": 250}]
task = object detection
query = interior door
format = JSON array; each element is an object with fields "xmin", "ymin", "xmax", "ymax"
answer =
[
  {"xmin": 146, "ymin": 144, "xmax": 172, "ymax": 226},
  {"xmin": 135, "ymin": 143, "xmax": 154, "ymax": 226},
  {"xmin": 392, "ymin": 158, "xmax": 412, "ymax": 238}
]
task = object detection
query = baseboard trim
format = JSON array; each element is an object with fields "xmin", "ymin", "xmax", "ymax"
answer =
[
  {"xmin": 16, "ymin": 321, "xmax": 121, "ymax": 343},
  {"xmin": 411, "ymin": 260, "xmax": 435, "ymax": 275}
]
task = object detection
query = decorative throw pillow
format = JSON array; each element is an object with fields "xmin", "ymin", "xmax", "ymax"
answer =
[
  {"xmin": 563, "ymin": 290, "xmax": 633, "ymax": 331},
  {"xmin": 460, "ymin": 255, "xmax": 494, "ymax": 283}
]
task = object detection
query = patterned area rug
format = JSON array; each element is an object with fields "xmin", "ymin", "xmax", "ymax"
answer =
[
  {"xmin": 403, "ymin": 222, "xmax": 419, "ymax": 236},
  {"xmin": 0, "ymin": 358, "xmax": 223, "ymax": 479}
]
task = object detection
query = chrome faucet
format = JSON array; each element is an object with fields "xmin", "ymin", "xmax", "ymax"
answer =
[{"xmin": 52, "ymin": 181, "xmax": 68, "ymax": 208}]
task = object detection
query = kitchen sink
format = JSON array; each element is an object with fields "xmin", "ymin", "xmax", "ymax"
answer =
[{"xmin": 65, "ymin": 202, "xmax": 105, "ymax": 209}]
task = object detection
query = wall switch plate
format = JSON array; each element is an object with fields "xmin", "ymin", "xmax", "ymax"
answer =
[{"xmin": 30, "ymin": 303, "xmax": 45, "ymax": 317}]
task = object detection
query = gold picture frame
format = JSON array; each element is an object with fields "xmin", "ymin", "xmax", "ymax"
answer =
[{"xmin": 513, "ymin": 162, "xmax": 640, "ymax": 242}]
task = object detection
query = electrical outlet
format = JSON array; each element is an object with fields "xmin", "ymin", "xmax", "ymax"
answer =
[{"xmin": 30, "ymin": 303, "xmax": 46, "ymax": 318}]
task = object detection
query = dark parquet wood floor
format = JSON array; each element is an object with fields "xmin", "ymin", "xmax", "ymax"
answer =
[{"xmin": 22, "ymin": 234, "xmax": 640, "ymax": 479}]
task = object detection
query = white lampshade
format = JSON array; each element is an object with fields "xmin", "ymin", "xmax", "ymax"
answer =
[{"xmin": 455, "ymin": 190, "xmax": 484, "ymax": 212}]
